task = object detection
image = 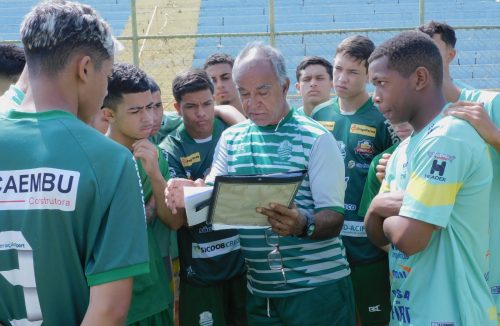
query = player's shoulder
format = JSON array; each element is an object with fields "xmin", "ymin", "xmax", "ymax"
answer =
[{"xmin": 292, "ymin": 110, "xmax": 330, "ymax": 137}]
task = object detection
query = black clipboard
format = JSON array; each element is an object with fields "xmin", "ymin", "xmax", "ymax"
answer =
[{"xmin": 206, "ymin": 169, "xmax": 307, "ymax": 227}]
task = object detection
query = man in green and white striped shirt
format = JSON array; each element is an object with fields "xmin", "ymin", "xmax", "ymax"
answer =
[{"xmin": 166, "ymin": 42, "xmax": 355, "ymax": 325}]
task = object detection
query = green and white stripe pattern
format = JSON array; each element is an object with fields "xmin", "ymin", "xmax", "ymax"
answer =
[{"xmin": 214, "ymin": 109, "xmax": 350, "ymax": 297}]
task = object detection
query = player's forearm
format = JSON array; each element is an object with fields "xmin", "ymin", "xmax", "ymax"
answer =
[
  {"xmin": 311, "ymin": 210, "xmax": 344, "ymax": 239},
  {"xmin": 81, "ymin": 279, "xmax": 132, "ymax": 326},
  {"xmin": 383, "ymin": 215, "xmax": 433, "ymax": 257},
  {"xmin": 150, "ymin": 175, "xmax": 183, "ymax": 229},
  {"xmin": 488, "ymin": 128, "xmax": 500, "ymax": 152},
  {"xmin": 364, "ymin": 208, "xmax": 390, "ymax": 247}
]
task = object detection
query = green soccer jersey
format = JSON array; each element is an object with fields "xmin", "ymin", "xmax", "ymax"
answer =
[
  {"xmin": 459, "ymin": 88, "xmax": 500, "ymax": 319},
  {"xmin": 150, "ymin": 112, "xmax": 183, "ymax": 145},
  {"xmin": 299, "ymin": 97, "xmax": 398, "ymax": 265},
  {"xmin": 159, "ymin": 118, "xmax": 246, "ymax": 287},
  {"xmin": 206, "ymin": 109, "xmax": 349, "ymax": 298},
  {"xmin": 357, "ymin": 143, "xmax": 398, "ymax": 218},
  {"xmin": 126, "ymin": 145, "xmax": 172, "ymax": 324},
  {"xmin": 383, "ymin": 112, "xmax": 496, "ymax": 325},
  {"xmin": 0, "ymin": 110, "xmax": 149, "ymax": 325}
]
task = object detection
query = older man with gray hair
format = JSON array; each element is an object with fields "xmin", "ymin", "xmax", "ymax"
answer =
[{"xmin": 166, "ymin": 42, "xmax": 355, "ymax": 325}]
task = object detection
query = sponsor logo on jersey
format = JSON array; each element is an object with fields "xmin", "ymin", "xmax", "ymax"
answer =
[
  {"xmin": 392, "ymin": 305, "xmax": 411, "ymax": 324},
  {"xmin": 181, "ymin": 152, "xmax": 201, "ymax": 167},
  {"xmin": 350, "ymin": 124, "xmax": 376, "ymax": 137},
  {"xmin": 392, "ymin": 269, "xmax": 408, "ymax": 279},
  {"xmin": 355, "ymin": 139, "xmax": 375, "ymax": 159},
  {"xmin": 385, "ymin": 119, "xmax": 400, "ymax": 145},
  {"xmin": 341, "ymin": 220, "xmax": 366, "ymax": 237},
  {"xmin": 319, "ymin": 121, "xmax": 335, "ymax": 131},
  {"xmin": 344, "ymin": 203, "xmax": 357, "ymax": 211},
  {"xmin": 369, "ymin": 305, "xmax": 382, "ymax": 313},
  {"xmin": 425, "ymin": 159, "xmax": 447, "ymax": 182},
  {"xmin": 192, "ymin": 235, "xmax": 241, "ymax": 259},
  {"xmin": 337, "ymin": 141, "xmax": 346, "ymax": 159},
  {"xmin": 492, "ymin": 286, "xmax": 500, "ymax": 295},
  {"xmin": 426, "ymin": 151, "xmax": 456, "ymax": 162},
  {"xmin": 277, "ymin": 140, "xmax": 293, "ymax": 161},
  {"xmin": 356, "ymin": 162, "xmax": 370, "ymax": 169},
  {"xmin": 0, "ymin": 168, "xmax": 80, "ymax": 211},
  {"xmin": 430, "ymin": 322, "xmax": 455, "ymax": 326}
]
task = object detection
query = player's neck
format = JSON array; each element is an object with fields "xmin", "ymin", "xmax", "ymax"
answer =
[
  {"xmin": 186, "ymin": 125, "xmax": 213, "ymax": 140},
  {"xmin": 411, "ymin": 92, "xmax": 447, "ymax": 133},
  {"xmin": 107, "ymin": 129, "xmax": 136, "ymax": 150},
  {"xmin": 22, "ymin": 75, "xmax": 78, "ymax": 117},
  {"xmin": 338, "ymin": 91, "xmax": 369, "ymax": 113},
  {"xmin": 442, "ymin": 74, "xmax": 461, "ymax": 102}
]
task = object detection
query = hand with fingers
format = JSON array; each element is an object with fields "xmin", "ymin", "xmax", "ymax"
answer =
[
  {"xmin": 132, "ymin": 139, "xmax": 160, "ymax": 178},
  {"xmin": 376, "ymin": 153, "xmax": 392, "ymax": 183},
  {"xmin": 445, "ymin": 101, "xmax": 500, "ymax": 151},
  {"xmin": 256, "ymin": 203, "xmax": 306, "ymax": 237},
  {"xmin": 164, "ymin": 178, "xmax": 204, "ymax": 214}
]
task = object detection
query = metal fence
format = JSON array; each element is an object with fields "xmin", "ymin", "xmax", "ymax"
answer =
[{"xmin": 2, "ymin": 0, "xmax": 499, "ymax": 109}]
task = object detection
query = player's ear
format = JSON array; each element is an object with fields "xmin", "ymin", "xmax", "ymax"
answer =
[
  {"xmin": 173, "ymin": 102, "xmax": 182, "ymax": 116},
  {"xmin": 101, "ymin": 107, "xmax": 116, "ymax": 123},
  {"xmin": 414, "ymin": 66, "xmax": 430, "ymax": 91},
  {"xmin": 77, "ymin": 55, "xmax": 92, "ymax": 84}
]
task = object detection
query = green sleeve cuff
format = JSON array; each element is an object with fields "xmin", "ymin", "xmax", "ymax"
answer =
[
  {"xmin": 87, "ymin": 262, "xmax": 150, "ymax": 287},
  {"xmin": 314, "ymin": 206, "xmax": 344, "ymax": 215}
]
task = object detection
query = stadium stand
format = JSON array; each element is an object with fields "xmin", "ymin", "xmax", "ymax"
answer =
[
  {"xmin": 0, "ymin": 0, "xmax": 131, "ymax": 41},
  {"xmin": 194, "ymin": 0, "xmax": 500, "ymax": 93}
]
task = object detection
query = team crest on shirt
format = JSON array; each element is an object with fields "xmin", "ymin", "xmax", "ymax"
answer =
[
  {"xmin": 354, "ymin": 139, "xmax": 375, "ymax": 159},
  {"xmin": 277, "ymin": 140, "xmax": 293, "ymax": 161},
  {"xmin": 337, "ymin": 141, "xmax": 346, "ymax": 159}
]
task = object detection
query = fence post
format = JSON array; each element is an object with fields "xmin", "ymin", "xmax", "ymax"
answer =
[
  {"xmin": 269, "ymin": 0, "xmax": 275, "ymax": 46},
  {"xmin": 131, "ymin": 0, "xmax": 140, "ymax": 67},
  {"xmin": 419, "ymin": 0, "xmax": 425, "ymax": 25}
]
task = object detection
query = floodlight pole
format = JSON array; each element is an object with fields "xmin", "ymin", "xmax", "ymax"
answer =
[
  {"xmin": 269, "ymin": 0, "xmax": 275, "ymax": 46},
  {"xmin": 419, "ymin": 0, "xmax": 425, "ymax": 25},
  {"xmin": 131, "ymin": 0, "xmax": 140, "ymax": 67}
]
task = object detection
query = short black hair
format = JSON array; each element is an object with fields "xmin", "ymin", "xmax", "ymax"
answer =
[
  {"xmin": 203, "ymin": 53, "xmax": 234, "ymax": 70},
  {"xmin": 148, "ymin": 75, "xmax": 160, "ymax": 93},
  {"xmin": 418, "ymin": 21, "xmax": 456, "ymax": 48},
  {"xmin": 103, "ymin": 63, "xmax": 150, "ymax": 110},
  {"xmin": 20, "ymin": 0, "xmax": 113, "ymax": 77},
  {"xmin": 335, "ymin": 35, "xmax": 375, "ymax": 71},
  {"xmin": 296, "ymin": 56, "xmax": 333, "ymax": 82},
  {"xmin": 172, "ymin": 69, "xmax": 214, "ymax": 103},
  {"xmin": 0, "ymin": 44, "xmax": 26, "ymax": 78},
  {"xmin": 368, "ymin": 31, "xmax": 443, "ymax": 87}
]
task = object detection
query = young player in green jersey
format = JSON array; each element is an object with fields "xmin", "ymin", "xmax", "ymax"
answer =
[
  {"xmin": 295, "ymin": 37, "xmax": 398, "ymax": 325},
  {"xmin": 204, "ymin": 52, "xmax": 244, "ymax": 115},
  {"xmin": 102, "ymin": 63, "xmax": 179, "ymax": 326},
  {"xmin": 159, "ymin": 68, "xmax": 247, "ymax": 326},
  {"xmin": 166, "ymin": 43, "xmax": 355, "ymax": 326},
  {"xmin": 365, "ymin": 31, "xmax": 496, "ymax": 325},
  {"xmin": 0, "ymin": 1, "xmax": 150, "ymax": 325}
]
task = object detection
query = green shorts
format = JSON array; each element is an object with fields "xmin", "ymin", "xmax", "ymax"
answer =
[
  {"xmin": 179, "ymin": 273, "xmax": 247, "ymax": 326},
  {"xmin": 350, "ymin": 257, "xmax": 391, "ymax": 326},
  {"xmin": 246, "ymin": 276, "xmax": 355, "ymax": 326}
]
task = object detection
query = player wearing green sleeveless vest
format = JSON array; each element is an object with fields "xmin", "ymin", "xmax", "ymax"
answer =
[
  {"xmin": 366, "ymin": 31, "xmax": 497, "ymax": 325},
  {"xmin": 0, "ymin": 3, "xmax": 149, "ymax": 325},
  {"xmin": 295, "ymin": 43, "xmax": 397, "ymax": 325},
  {"xmin": 103, "ymin": 63, "xmax": 182, "ymax": 326},
  {"xmin": 166, "ymin": 43, "xmax": 355, "ymax": 326},
  {"xmin": 160, "ymin": 69, "xmax": 247, "ymax": 326}
]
